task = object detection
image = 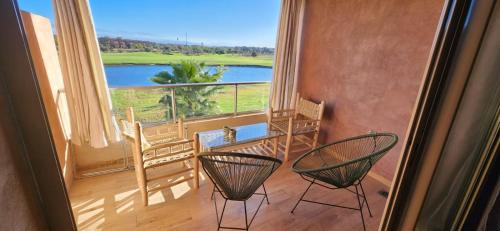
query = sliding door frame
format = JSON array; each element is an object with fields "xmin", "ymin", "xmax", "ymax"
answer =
[{"xmin": 379, "ymin": 0, "xmax": 498, "ymax": 230}]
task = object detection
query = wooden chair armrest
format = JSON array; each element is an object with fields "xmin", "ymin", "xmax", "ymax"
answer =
[
  {"xmin": 292, "ymin": 119, "xmax": 321, "ymax": 125},
  {"xmin": 270, "ymin": 116, "xmax": 292, "ymax": 122},
  {"xmin": 144, "ymin": 129, "xmax": 178, "ymax": 137},
  {"xmin": 270, "ymin": 108, "xmax": 295, "ymax": 118},
  {"xmin": 145, "ymin": 133, "xmax": 180, "ymax": 142},
  {"xmin": 269, "ymin": 123, "xmax": 289, "ymax": 133},
  {"xmin": 291, "ymin": 119, "xmax": 321, "ymax": 134},
  {"xmin": 144, "ymin": 139, "xmax": 194, "ymax": 151},
  {"xmin": 272, "ymin": 108, "xmax": 295, "ymax": 113}
]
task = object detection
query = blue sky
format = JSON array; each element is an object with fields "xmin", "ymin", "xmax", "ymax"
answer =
[{"xmin": 18, "ymin": 0, "xmax": 281, "ymax": 47}]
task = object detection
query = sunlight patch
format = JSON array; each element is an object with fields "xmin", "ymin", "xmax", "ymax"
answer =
[
  {"xmin": 171, "ymin": 181, "xmax": 191, "ymax": 199},
  {"xmin": 77, "ymin": 206, "xmax": 104, "ymax": 227},
  {"xmin": 149, "ymin": 191, "xmax": 166, "ymax": 204},
  {"xmin": 116, "ymin": 200, "xmax": 134, "ymax": 214},
  {"xmin": 199, "ymin": 173, "xmax": 206, "ymax": 181},
  {"xmin": 80, "ymin": 198, "xmax": 105, "ymax": 211},
  {"xmin": 114, "ymin": 188, "xmax": 138, "ymax": 201}
]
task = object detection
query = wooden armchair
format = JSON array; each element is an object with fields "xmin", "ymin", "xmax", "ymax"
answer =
[
  {"xmin": 121, "ymin": 108, "xmax": 199, "ymax": 206},
  {"xmin": 268, "ymin": 93, "xmax": 325, "ymax": 161}
]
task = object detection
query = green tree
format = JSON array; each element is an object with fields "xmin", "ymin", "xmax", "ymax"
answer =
[{"xmin": 151, "ymin": 61, "xmax": 225, "ymax": 119}]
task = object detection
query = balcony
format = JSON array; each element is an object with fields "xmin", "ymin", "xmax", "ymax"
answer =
[
  {"xmin": 69, "ymin": 78, "xmax": 398, "ymax": 231},
  {"xmin": 8, "ymin": 0, "xmax": 455, "ymax": 230}
]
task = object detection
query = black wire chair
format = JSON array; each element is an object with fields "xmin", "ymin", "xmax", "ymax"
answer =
[
  {"xmin": 199, "ymin": 152, "xmax": 282, "ymax": 231},
  {"xmin": 290, "ymin": 132, "xmax": 398, "ymax": 231}
]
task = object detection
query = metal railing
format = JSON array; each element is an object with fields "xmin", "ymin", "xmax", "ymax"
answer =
[{"xmin": 109, "ymin": 81, "xmax": 271, "ymax": 124}]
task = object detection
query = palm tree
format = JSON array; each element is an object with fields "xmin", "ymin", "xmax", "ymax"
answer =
[{"xmin": 151, "ymin": 61, "xmax": 225, "ymax": 119}]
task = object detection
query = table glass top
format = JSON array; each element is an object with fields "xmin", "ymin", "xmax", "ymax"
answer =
[{"xmin": 198, "ymin": 123, "xmax": 283, "ymax": 150}]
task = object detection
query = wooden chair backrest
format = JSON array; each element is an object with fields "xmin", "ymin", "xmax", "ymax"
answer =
[
  {"xmin": 126, "ymin": 107, "xmax": 184, "ymax": 140},
  {"xmin": 294, "ymin": 93, "xmax": 325, "ymax": 121},
  {"xmin": 120, "ymin": 119, "xmax": 147, "ymax": 192},
  {"xmin": 121, "ymin": 119, "xmax": 135, "ymax": 142},
  {"xmin": 121, "ymin": 119, "xmax": 150, "ymax": 152}
]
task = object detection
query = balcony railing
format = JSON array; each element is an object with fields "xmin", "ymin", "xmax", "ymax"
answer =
[{"xmin": 109, "ymin": 81, "xmax": 271, "ymax": 124}]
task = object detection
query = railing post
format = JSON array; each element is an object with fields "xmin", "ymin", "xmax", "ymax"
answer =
[
  {"xmin": 234, "ymin": 83, "xmax": 238, "ymax": 116},
  {"xmin": 171, "ymin": 88, "xmax": 177, "ymax": 122}
]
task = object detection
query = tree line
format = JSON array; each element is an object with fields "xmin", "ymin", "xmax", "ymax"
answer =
[{"xmin": 98, "ymin": 37, "xmax": 274, "ymax": 56}]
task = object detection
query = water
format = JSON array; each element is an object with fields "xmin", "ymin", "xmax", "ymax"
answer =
[{"xmin": 105, "ymin": 65, "xmax": 272, "ymax": 87}]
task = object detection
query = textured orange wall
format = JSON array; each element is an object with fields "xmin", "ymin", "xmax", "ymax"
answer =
[{"xmin": 297, "ymin": 0, "xmax": 444, "ymax": 181}]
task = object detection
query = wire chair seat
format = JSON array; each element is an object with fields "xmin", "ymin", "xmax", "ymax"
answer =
[
  {"xmin": 290, "ymin": 132, "xmax": 398, "ymax": 231},
  {"xmin": 199, "ymin": 152, "xmax": 282, "ymax": 230},
  {"xmin": 292, "ymin": 133, "xmax": 398, "ymax": 187},
  {"xmin": 199, "ymin": 152, "xmax": 282, "ymax": 201}
]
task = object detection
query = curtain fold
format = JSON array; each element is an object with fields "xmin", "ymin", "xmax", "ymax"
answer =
[
  {"xmin": 53, "ymin": 0, "xmax": 119, "ymax": 148},
  {"xmin": 270, "ymin": 0, "xmax": 305, "ymax": 110}
]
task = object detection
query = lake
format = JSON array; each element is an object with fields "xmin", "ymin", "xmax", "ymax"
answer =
[{"xmin": 105, "ymin": 65, "xmax": 272, "ymax": 87}]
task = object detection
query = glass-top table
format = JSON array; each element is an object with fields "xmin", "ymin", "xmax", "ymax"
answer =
[{"xmin": 197, "ymin": 123, "xmax": 284, "ymax": 153}]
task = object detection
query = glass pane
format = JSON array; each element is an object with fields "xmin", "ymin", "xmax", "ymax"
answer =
[
  {"xmin": 109, "ymin": 87, "xmax": 172, "ymax": 124},
  {"xmin": 198, "ymin": 123, "xmax": 283, "ymax": 150},
  {"xmin": 237, "ymin": 83, "xmax": 270, "ymax": 113},
  {"xmin": 173, "ymin": 85, "xmax": 235, "ymax": 119},
  {"xmin": 110, "ymin": 82, "xmax": 270, "ymax": 123}
]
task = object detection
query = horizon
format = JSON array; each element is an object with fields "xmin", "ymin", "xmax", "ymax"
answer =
[
  {"xmin": 98, "ymin": 36, "xmax": 276, "ymax": 49},
  {"xmin": 18, "ymin": 0, "xmax": 281, "ymax": 48}
]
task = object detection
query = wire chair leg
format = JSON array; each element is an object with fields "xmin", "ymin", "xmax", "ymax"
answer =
[
  {"xmin": 213, "ymin": 191, "xmax": 267, "ymax": 230},
  {"xmin": 213, "ymin": 192, "xmax": 219, "ymax": 224},
  {"xmin": 213, "ymin": 192, "xmax": 229, "ymax": 231},
  {"xmin": 355, "ymin": 185, "xmax": 367, "ymax": 231},
  {"xmin": 359, "ymin": 181, "xmax": 373, "ymax": 217},
  {"xmin": 244, "ymin": 200, "xmax": 249, "ymax": 231},
  {"xmin": 262, "ymin": 184, "xmax": 270, "ymax": 205},
  {"xmin": 219, "ymin": 199, "xmax": 228, "ymax": 231},
  {"xmin": 211, "ymin": 185, "xmax": 216, "ymax": 200},
  {"xmin": 291, "ymin": 180, "xmax": 315, "ymax": 214}
]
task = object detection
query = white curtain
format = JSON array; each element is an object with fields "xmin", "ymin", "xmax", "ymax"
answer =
[
  {"xmin": 270, "ymin": 0, "xmax": 305, "ymax": 110},
  {"xmin": 53, "ymin": 0, "xmax": 119, "ymax": 148}
]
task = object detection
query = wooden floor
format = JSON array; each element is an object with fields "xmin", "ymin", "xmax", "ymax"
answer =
[{"xmin": 70, "ymin": 151, "xmax": 390, "ymax": 230}]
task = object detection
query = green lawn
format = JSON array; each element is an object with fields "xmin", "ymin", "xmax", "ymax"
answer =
[{"xmin": 102, "ymin": 52, "xmax": 273, "ymax": 67}]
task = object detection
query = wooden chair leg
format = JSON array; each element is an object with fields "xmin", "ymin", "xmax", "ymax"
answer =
[
  {"xmin": 194, "ymin": 156, "xmax": 200, "ymax": 189},
  {"xmin": 193, "ymin": 133, "xmax": 200, "ymax": 189},
  {"xmin": 273, "ymin": 137, "xmax": 279, "ymax": 158},
  {"xmin": 141, "ymin": 186, "xmax": 148, "ymax": 206},
  {"xmin": 285, "ymin": 134, "xmax": 292, "ymax": 162},
  {"xmin": 284, "ymin": 117, "xmax": 293, "ymax": 161},
  {"xmin": 312, "ymin": 131, "xmax": 319, "ymax": 148}
]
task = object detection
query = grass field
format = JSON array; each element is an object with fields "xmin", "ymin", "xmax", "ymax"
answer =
[
  {"xmin": 102, "ymin": 52, "xmax": 273, "ymax": 67},
  {"xmin": 110, "ymin": 83, "xmax": 270, "ymax": 122}
]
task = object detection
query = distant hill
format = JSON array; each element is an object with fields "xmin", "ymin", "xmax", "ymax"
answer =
[{"xmin": 98, "ymin": 37, "xmax": 274, "ymax": 56}]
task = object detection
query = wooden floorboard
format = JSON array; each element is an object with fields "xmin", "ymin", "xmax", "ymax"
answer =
[{"xmin": 69, "ymin": 150, "xmax": 390, "ymax": 230}]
